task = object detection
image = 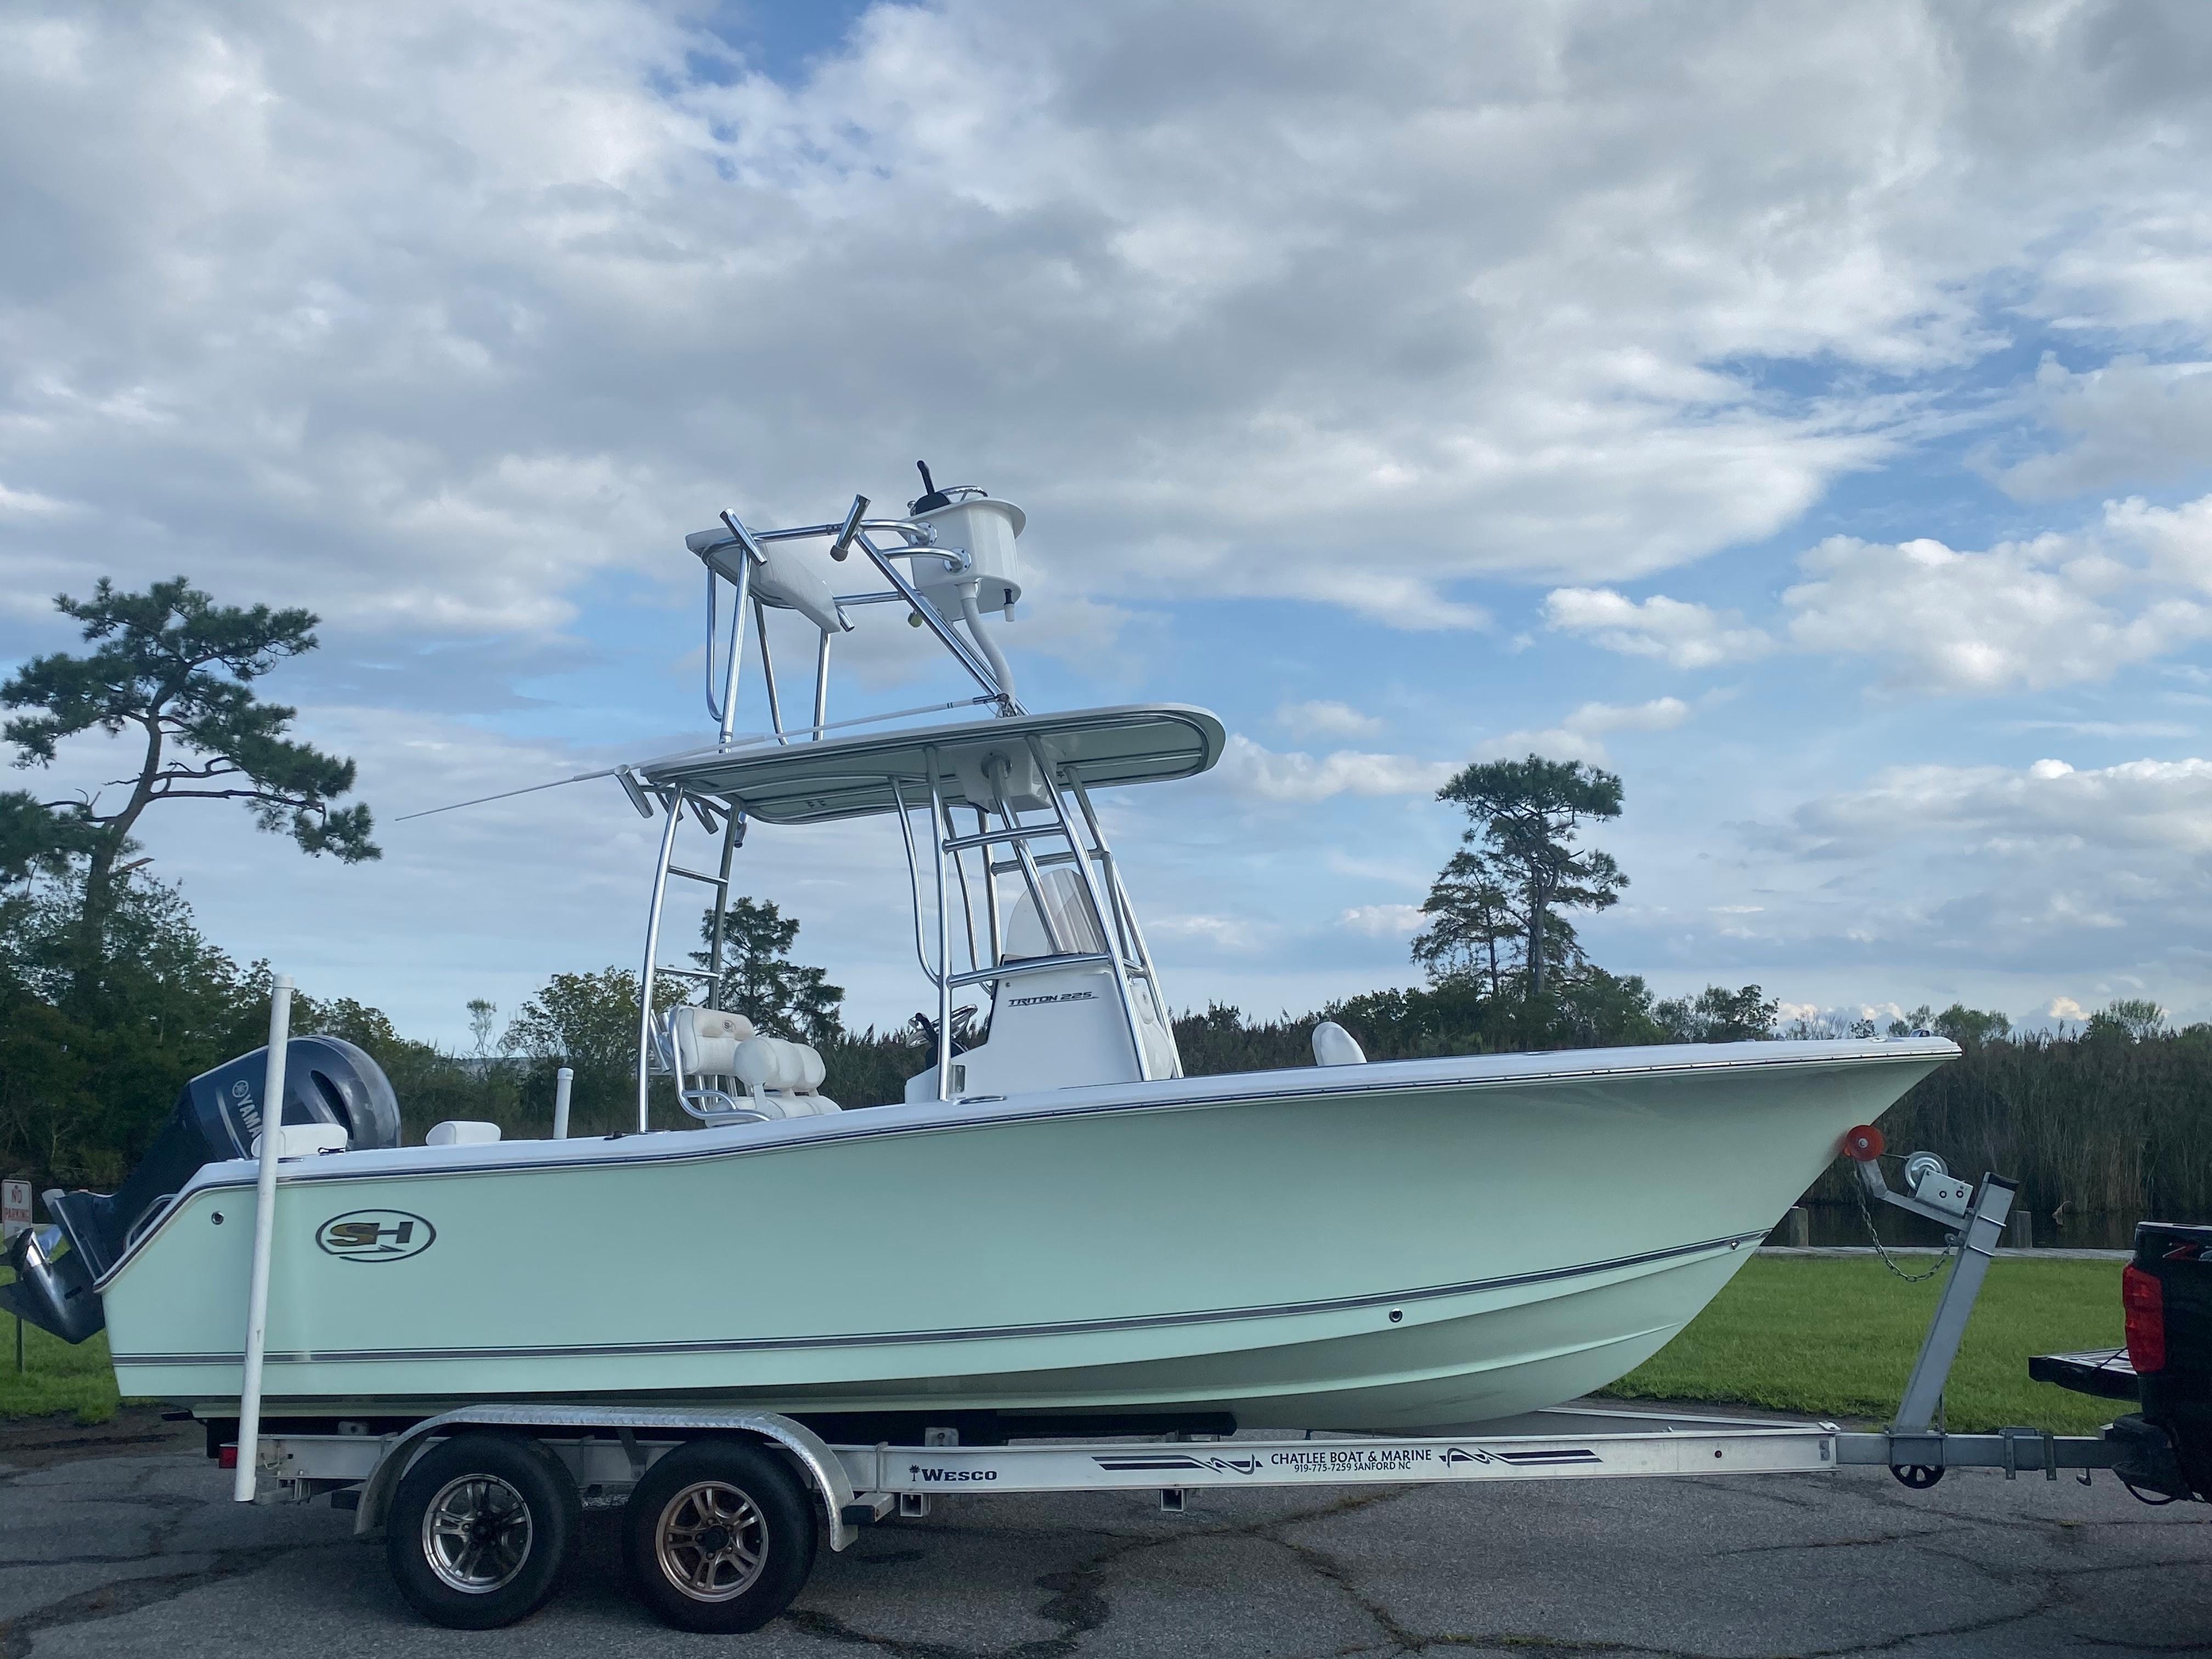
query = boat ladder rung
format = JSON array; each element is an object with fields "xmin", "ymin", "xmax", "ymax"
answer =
[
  {"xmin": 667, "ymin": 865, "xmax": 731, "ymax": 889},
  {"xmin": 985, "ymin": 851, "xmax": 1080, "ymax": 874},
  {"xmin": 946, "ymin": 951, "xmax": 1115, "ymax": 990},
  {"xmin": 943, "ymin": 823, "xmax": 1066, "ymax": 854}
]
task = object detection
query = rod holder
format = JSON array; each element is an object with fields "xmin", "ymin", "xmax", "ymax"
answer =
[{"xmin": 830, "ymin": 494, "xmax": 869, "ymax": 561}]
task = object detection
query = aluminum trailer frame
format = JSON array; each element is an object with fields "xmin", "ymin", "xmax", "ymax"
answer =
[
  {"xmin": 244, "ymin": 1401, "xmax": 2125, "ymax": 1548},
  {"xmin": 247, "ymin": 1405, "xmax": 1857, "ymax": 1539}
]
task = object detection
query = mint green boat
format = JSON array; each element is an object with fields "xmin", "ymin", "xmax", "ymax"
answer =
[{"xmin": 6, "ymin": 478, "xmax": 1954, "ymax": 1434}]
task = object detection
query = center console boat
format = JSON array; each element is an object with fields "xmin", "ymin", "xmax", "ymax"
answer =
[{"xmin": 8, "ymin": 472, "xmax": 1956, "ymax": 1435}]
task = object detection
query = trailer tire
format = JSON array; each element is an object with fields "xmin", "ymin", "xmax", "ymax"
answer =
[
  {"xmin": 622, "ymin": 1440, "xmax": 816, "ymax": 1633},
  {"xmin": 384, "ymin": 1432, "xmax": 579, "ymax": 1629}
]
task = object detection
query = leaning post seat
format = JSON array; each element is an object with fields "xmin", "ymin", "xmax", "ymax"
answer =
[
  {"xmin": 667, "ymin": 1006, "xmax": 839, "ymax": 1122},
  {"xmin": 672, "ymin": 1007, "xmax": 756, "ymax": 1075},
  {"xmin": 731, "ymin": 1034, "xmax": 837, "ymax": 1117}
]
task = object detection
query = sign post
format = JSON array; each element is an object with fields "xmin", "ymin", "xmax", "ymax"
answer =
[{"xmin": 4, "ymin": 1176, "xmax": 30, "ymax": 1374}]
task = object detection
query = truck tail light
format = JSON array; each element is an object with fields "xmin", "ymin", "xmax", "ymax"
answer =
[
  {"xmin": 218, "ymin": 1444, "xmax": 238, "ymax": 1470},
  {"xmin": 2124, "ymin": 1264, "xmax": 2166, "ymax": 1374}
]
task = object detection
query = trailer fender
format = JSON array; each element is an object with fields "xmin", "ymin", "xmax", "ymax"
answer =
[{"xmin": 348, "ymin": 1404, "xmax": 860, "ymax": 1551}]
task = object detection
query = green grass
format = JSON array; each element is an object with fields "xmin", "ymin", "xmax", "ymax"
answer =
[
  {"xmin": 1, "ymin": 1257, "xmax": 2133, "ymax": 1434},
  {"xmin": 1601, "ymin": 1255, "xmax": 2128, "ymax": 1434},
  {"xmin": 0, "ymin": 1266, "xmax": 125, "ymax": 1423}
]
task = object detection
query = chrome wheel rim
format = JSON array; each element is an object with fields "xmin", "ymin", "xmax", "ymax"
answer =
[
  {"xmin": 421, "ymin": 1474, "xmax": 534, "ymax": 1594},
  {"xmin": 654, "ymin": 1480, "xmax": 768, "ymax": 1602}
]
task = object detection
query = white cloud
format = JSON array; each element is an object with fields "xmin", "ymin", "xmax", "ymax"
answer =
[
  {"xmin": 1782, "ymin": 494, "xmax": 2212, "ymax": 692},
  {"xmin": 1338, "ymin": 902, "xmax": 1425, "ymax": 938},
  {"xmin": 1997, "ymin": 355, "xmax": 2212, "ymax": 501},
  {"xmin": 1210, "ymin": 697, "xmax": 1689, "ymax": 806},
  {"xmin": 1790, "ymin": 755, "xmax": 2212, "ymax": 858},
  {"xmin": 1551, "ymin": 492, "xmax": 2212, "ymax": 699},
  {"xmin": 1276, "ymin": 699, "xmax": 1385, "ymax": 740},
  {"xmin": 1475, "ymin": 697, "xmax": 1691, "ymax": 765},
  {"xmin": 1147, "ymin": 913, "xmax": 1265, "ymax": 952},
  {"xmin": 0, "ymin": 482, "xmax": 74, "ymax": 517},
  {"xmin": 1213, "ymin": 734, "xmax": 1454, "ymax": 802},
  {"xmin": 8, "ymin": 0, "xmax": 2212, "ymax": 659},
  {"xmin": 1543, "ymin": 588, "xmax": 1775, "ymax": 668},
  {"xmin": 2047, "ymin": 996, "xmax": 2089, "ymax": 1023}
]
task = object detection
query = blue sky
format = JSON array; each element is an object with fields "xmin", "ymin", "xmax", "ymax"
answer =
[{"xmin": 6, "ymin": 1, "xmax": 2212, "ymax": 1045}]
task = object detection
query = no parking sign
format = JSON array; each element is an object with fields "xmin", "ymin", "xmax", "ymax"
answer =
[{"xmin": 2, "ymin": 1177, "xmax": 30, "ymax": 1241}]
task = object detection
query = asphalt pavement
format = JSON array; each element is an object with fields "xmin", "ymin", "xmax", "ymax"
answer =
[{"xmin": 3, "ymin": 1412, "xmax": 2210, "ymax": 1658}]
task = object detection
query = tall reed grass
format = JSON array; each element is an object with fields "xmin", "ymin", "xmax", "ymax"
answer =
[{"xmin": 1799, "ymin": 1028, "xmax": 2212, "ymax": 1218}]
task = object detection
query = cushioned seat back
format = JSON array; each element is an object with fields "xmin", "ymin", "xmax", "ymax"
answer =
[
  {"xmin": 732, "ymin": 1036, "xmax": 841, "ymax": 1117},
  {"xmin": 731, "ymin": 1035, "xmax": 825, "ymax": 1094},
  {"xmin": 672, "ymin": 1007, "xmax": 757, "ymax": 1076}
]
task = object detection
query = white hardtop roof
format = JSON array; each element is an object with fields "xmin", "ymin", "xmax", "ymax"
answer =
[{"xmin": 633, "ymin": 702, "xmax": 1226, "ymax": 825}]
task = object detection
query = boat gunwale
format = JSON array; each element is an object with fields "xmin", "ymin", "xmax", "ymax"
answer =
[{"xmin": 94, "ymin": 1037, "xmax": 1955, "ymax": 1294}]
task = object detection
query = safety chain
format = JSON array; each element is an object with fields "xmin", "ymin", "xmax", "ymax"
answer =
[{"xmin": 1853, "ymin": 1163, "xmax": 1956, "ymax": 1283}]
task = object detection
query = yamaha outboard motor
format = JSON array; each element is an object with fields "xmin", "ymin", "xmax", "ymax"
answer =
[{"xmin": 0, "ymin": 1037, "xmax": 400, "ymax": 1343}]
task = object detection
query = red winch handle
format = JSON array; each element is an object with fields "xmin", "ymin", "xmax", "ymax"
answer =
[{"xmin": 1841, "ymin": 1124, "xmax": 1885, "ymax": 1162}]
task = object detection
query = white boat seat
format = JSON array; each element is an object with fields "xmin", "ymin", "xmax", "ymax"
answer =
[
  {"xmin": 733, "ymin": 1036, "xmax": 838, "ymax": 1115},
  {"xmin": 753, "ymin": 1088, "xmax": 842, "ymax": 1119},
  {"xmin": 671, "ymin": 1007, "xmax": 758, "ymax": 1076},
  {"xmin": 425, "ymin": 1120, "xmax": 502, "ymax": 1146},
  {"xmin": 680, "ymin": 1029, "xmax": 841, "ymax": 1122}
]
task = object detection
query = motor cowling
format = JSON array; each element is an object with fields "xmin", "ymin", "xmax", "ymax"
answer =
[
  {"xmin": 0, "ymin": 1037, "xmax": 400, "ymax": 1342},
  {"xmin": 166, "ymin": 1035, "xmax": 402, "ymax": 1170}
]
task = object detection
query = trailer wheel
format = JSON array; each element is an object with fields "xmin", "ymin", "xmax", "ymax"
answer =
[
  {"xmin": 385, "ymin": 1433, "xmax": 579, "ymax": 1629},
  {"xmin": 622, "ymin": 1440, "xmax": 817, "ymax": 1633}
]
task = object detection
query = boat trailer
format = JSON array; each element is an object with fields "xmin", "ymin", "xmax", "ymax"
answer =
[{"xmin": 217, "ymin": 1141, "xmax": 2151, "ymax": 1633}]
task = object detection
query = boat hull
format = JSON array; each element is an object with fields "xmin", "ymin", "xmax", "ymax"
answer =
[{"xmin": 100, "ymin": 1040, "xmax": 1949, "ymax": 1430}]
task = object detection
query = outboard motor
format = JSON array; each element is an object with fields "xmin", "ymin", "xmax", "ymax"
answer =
[{"xmin": 0, "ymin": 1037, "xmax": 400, "ymax": 1343}]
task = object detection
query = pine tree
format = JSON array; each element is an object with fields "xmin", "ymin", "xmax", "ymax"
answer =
[{"xmin": 694, "ymin": 898, "xmax": 845, "ymax": 1044}]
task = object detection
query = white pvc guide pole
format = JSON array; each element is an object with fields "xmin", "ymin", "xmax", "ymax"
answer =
[
  {"xmin": 232, "ymin": 974, "xmax": 294, "ymax": 1502},
  {"xmin": 552, "ymin": 1066, "xmax": 573, "ymax": 1140}
]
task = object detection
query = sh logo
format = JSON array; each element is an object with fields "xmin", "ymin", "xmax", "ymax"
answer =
[{"xmin": 317, "ymin": 1210, "xmax": 436, "ymax": 1262}]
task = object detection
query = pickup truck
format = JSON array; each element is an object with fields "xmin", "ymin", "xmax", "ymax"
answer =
[{"xmin": 2031, "ymin": 1221, "xmax": 2212, "ymax": 1501}]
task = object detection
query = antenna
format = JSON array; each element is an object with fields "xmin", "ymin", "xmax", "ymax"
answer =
[{"xmin": 910, "ymin": 460, "xmax": 953, "ymax": 515}]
